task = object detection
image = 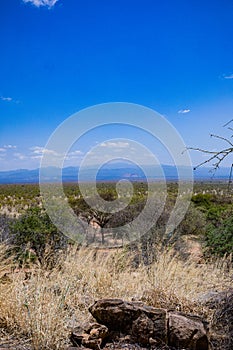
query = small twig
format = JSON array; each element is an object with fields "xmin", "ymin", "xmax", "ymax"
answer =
[
  {"xmin": 188, "ymin": 120, "xmax": 233, "ymax": 173},
  {"xmin": 223, "ymin": 119, "xmax": 233, "ymax": 127},
  {"xmin": 188, "ymin": 146, "xmax": 233, "ymax": 170},
  {"xmin": 210, "ymin": 134, "xmax": 233, "ymax": 147}
]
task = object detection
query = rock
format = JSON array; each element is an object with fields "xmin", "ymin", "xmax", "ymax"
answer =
[
  {"xmin": 89, "ymin": 298, "xmax": 141, "ymax": 332},
  {"xmin": 168, "ymin": 312, "xmax": 209, "ymax": 350},
  {"xmin": 70, "ymin": 331, "xmax": 83, "ymax": 347},
  {"xmin": 131, "ymin": 314, "xmax": 154, "ymax": 344},
  {"xmin": 71, "ymin": 299, "xmax": 209, "ymax": 350},
  {"xmin": 197, "ymin": 289, "xmax": 233, "ymax": 309},
  {"xmin": 81, "ymin": 334, "xmax": 102, "ymax": 350},
  {"xmin": 89, "ymin": 299, "xmax": 167, "ymax": 344},
  {"xmin": 71, "ymin": 322, "xmax": 108, "ymax": 349}
]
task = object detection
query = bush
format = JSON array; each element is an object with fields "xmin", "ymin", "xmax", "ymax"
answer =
[
  {"xmin": 205, "ymin": 217, "xmax": 233, "ymax": 257},
  {"xmin": 176, "ymin": 204, "xmax": 206, "ymax": 237},
  {"xmin": 10, "ymin": 207, "xmax": 67, "ymax": 265},
  {"xmin": 191, "ymin": 193, "xmax": 214, "ymax": 209}
]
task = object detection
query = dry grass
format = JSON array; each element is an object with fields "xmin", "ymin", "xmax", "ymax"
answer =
[{"xmin": 0, "ymin": 245, "xmax": 232, "ymax": 349}]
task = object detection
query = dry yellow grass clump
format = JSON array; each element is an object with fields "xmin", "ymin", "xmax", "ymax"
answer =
[{"xmin": 0, "ymin": 245, "xmax": 232, "ymax": 349}]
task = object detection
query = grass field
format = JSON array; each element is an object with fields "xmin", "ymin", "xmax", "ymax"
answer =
[
  {"xmin": 0, "ymin": 182, "xmax": 232, "ymax": 349},
  {"xmin": 0, "ymin": 245, "xmax": 232, "ymax": 349}
]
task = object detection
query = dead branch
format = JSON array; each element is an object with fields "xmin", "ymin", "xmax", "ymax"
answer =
[{"xmin": 188, "ymin": 120, "xmax": 233, "ymax": 171}]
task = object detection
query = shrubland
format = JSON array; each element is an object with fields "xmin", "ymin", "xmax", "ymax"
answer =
[{"xmin": 0, "ymin": 181, "xmax": 232, "ymax": 349}]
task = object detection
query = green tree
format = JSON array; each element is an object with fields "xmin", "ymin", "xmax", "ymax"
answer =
[{"xmin": 10, "ymin": 207, "xmax": 66, "ymax": 265}]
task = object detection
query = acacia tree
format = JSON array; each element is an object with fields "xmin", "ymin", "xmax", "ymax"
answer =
[{"xmin": 73, "ymin": 194, "xmax": 113, "ymax": 245}]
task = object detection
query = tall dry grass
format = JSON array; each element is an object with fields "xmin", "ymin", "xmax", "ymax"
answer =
[{"xmin": 0, "ymin": 245, "xmax": 232, "ymax": 349}]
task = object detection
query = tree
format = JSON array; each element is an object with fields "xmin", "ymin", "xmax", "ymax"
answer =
[
  {"xmin": 189, "ymin": 120, "xmax": 233, "ymax": 171},
  {"xmin": 10, "ymin": 206, "xmax": 67, "ymax": 265},
  {"xmin": 73, "ymin": 193, "xmax": 114, "ymax": 245}
]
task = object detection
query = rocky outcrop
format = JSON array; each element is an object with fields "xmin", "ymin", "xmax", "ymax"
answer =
[
  {"xmin": 168, "ymin": 312, "xmax": 209, "ymax": 350},
  {"xmin": 89, "ymin": 299, "xmax": 167, "ymax": 345},
  {"xmin": 70, "ymin": 299, "xmax": 209, "ymax": 350}
]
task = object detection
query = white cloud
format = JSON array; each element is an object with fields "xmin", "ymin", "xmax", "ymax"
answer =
[
  {"xmin": 4, "ymin": 144, "xmax": 17, "ymax": 149},
  {"xmin": 65, "ymin": 150, "xmax": 83, "ymax": 160},
  {"xmin": 14, "ymin": 152, "xmax": 27, "ymax": 160},
  {"xmin": 0, "ymin": 96, "xmax": 20, "ymax": 104},
  {"xmin": 178, "ymin": 109, "xmax": 191, "ymax": 114},
  {"xmin": 30, "ymin": 146, "xmax": 58, "ymax": 155},
  {"xmin": 31, "ymin": 155, "xmax": 43, "ymax": 160},
  {"xmin": 30, "ymin": 146, "xmax": 65, "ymax": 162},
  {"xmin": 100, "ymin": 141, "xmax": 129, "ymax": 148},
  {"xmin": 82, "ymin": 140, "xmax": 155, "ymax": 167},
  {"xmin": 0, "ymin": 96, "xmax": 13, "ymax": 102},
  {"xmin": 224, "ymin": 74, "xmax": 233, "ymax": 79},
  {"xmin": 68, "ymin": 150, "xmax": 83, "ymax": 156},
  {"xmin": 31, "ymin": 146, "xmax": 44, "ymax": 154},
  {"xmin": 22, "ymin": 0, "xmax": 59, "ymax": 8},
  {"xmin": 0, "ymin": 148, "xmax": 6, "ymax": 152}
]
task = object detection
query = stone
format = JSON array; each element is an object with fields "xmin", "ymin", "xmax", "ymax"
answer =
[
  {"xmin": 71, "ymin": 299, "xmax": 209, "ymax": 349},
  {"xmin": 89, "ymin": 299, "xmax": 167, "ymax": 344},
  {"xmin": 89, "ymin": 298, "xmax": 141, "ymax": 332},
  {"xmin": 71, "ymin": 322, "xmax": 108, "ymax": 349},
  {"xmin": 168, "ymin": 312, "xmax": 209, "ymax": 350},
  {"xmin": 81, "ymin": 334, "xmax": 102, "ymax": 350},
  {"xmin": 131, "ymin": 314, "xmax": 154, "ymax": 345},
  {"xmin": 86, "ymin": 323, "xmax": 109, "ymax": 339}
]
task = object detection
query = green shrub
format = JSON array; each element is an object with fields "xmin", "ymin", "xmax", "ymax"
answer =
[
  {"xmin": 10, "ymin": 207, "xmax": 67, "ymax": 265},
  {"xmin": 205, "ymin": 217, "xmax": 233, "ymax": 257},
  {"xmin": 191, "ymin": 193, "xmax": 214, "ymax": 208},
  {"xmin": 176, "ymin": 204, "xmax": 206, "ymax": 237}
]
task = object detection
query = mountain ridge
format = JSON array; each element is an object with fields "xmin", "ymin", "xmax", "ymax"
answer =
[{"xmin": 0, "ymin": 164, "xmax": 231, "ymax": 184}]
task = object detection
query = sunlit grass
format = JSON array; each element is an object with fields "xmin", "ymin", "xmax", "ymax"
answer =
[{"xmin": 0, "ymin": 245, "xmax": 232, "ymax": 349}]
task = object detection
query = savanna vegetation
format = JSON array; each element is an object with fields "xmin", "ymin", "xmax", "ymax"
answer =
[{"xmin": 0, "ymin": 181, "xmax": 232, "ymax": 349}]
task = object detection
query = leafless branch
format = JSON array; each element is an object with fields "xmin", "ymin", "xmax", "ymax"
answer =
[
  {"xmin": 223, "ymin": 119, "xmax": 233, "ymax": 127},
  {"xmin": 188, "ymin": 146, "xmax": 233, "ymax": 170},
  {"xmin": 210, "ymin": 133, "xmax": 233, "ymax": 147},
  {"xmin": 188, "ymin": 120, "xmax": 233, "ymax": 171}
]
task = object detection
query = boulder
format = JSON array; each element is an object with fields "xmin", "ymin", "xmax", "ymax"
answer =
[
  {"xmin": 168, "ymin": 312, "xmax": 209, "ymax": 350},
  {"xmin": 69, "ymin": 299, "xmax": 209, "ymax": 349},
  {"xmin": 89, "ymin": 298, "xmax": 167, "ymax": 343}
]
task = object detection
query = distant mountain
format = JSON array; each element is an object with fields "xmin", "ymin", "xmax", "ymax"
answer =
[
  {"xmin": 0, "ymin": 168, "xmax": 39, "ymax": 184},
  {"xmin": 0, "ymin": 164, "xmax": 231, "ymax": 184}
]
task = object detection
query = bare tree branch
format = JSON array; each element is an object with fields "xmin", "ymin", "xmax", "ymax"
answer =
[
  {"xmin": 210, "ymin": 133, "xmax": 233, "ymax": 147},
  {"xmin": 223, "ymin": 119, "xmax": 233, "ymax": 127},
  {"xmin": 188, "ymin": 120, "xmax": 233, "ymax": 171}
]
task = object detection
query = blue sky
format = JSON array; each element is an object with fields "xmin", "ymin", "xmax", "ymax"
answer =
[{"xmin": 0, "ymin": 0, "xmax": 233, "ymax": 170}]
